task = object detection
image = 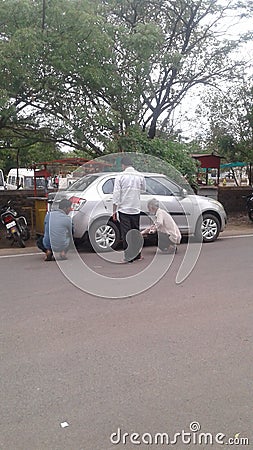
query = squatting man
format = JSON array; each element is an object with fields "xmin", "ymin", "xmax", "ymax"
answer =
[
  {"xmin": 37, "ymin": 198, "xmax": 73, "ymax": 261},
  {"xmin": 141, "ymin": 198, "xmax": 181, "ymax": 253}
]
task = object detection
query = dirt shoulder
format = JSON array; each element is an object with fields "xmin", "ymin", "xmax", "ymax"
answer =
[{"xmin": 223, "ymin": 213, "xmax": 253, "ymax": 236}]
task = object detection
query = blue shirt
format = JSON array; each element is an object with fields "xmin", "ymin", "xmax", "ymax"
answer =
[{"xmin": 43, "ymin": 210, "xmax": 73, "ymax": 252}]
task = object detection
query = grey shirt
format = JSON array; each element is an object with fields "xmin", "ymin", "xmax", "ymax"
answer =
[{"xmin": 43, "ymin": 209, "xmax": 73, "ymax": 252}]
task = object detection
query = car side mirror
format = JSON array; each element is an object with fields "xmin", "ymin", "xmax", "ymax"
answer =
[{"xmin": 180, "ymin": 188, "xmax": 188, "ymax": 197}]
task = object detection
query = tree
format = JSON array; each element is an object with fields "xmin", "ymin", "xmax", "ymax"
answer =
[
  {"xmin": 100, "ymin": 0, "xmax": 252, "ymax": 139},
  {"xmin": 194, "ymin": 76, "xmax": 253, "ymax": 183},
  {"xmin": 196, "ymin": 78, "xmax": 253, "ymax": 159},
  {"xmin": 0, "ymin": 0, "xmax": 251, "ymax": 156},
  {"xmin": 0, "ymin": 140, "xmax": 63, "ymax": 174},
  {"xmin": 0, "ymin": 0, "xmax": 111, "ymax": 155},
  {"xmin": 106, "ymin": 127, "xmax": 198, "ymax": 184}
]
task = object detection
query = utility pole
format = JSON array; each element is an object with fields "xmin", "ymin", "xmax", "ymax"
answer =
[{"xmin": 16, "ymin": 149, "xmax": 20, "ymax": 189}]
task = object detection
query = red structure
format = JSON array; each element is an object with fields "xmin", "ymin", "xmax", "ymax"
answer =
[
  {"xmin": 31, "ymin": 157, "xmax": 112, "ymax": 196},
  {"xmin": 191, "ymin": 154, "xmax": 222, "ymax": 185}
]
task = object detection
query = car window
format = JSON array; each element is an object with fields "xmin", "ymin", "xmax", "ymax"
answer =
[
  {"xmin": 67, "ymin": 174, "xmax": 99, "ymax": 192},
  {"xmin": 152, "ymin": 176, "xmax": 182, "ymax": 196},
  {"xmin": 144, "ymin": 177, "xmax": 173, "ymax": 196},
  {"xmin": 102, "ymin": 178, "xmax": 115, "ymax": 194}
]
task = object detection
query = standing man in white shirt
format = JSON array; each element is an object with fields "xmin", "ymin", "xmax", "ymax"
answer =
[{"xmin": 112, "ymin": 155, "xmax": 146, "ymax": 262}]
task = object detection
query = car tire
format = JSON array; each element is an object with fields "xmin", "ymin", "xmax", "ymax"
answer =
[
  {"xmin": 89, "ymin": 219, "xmax": 121, "ymax": 252},
  {"xmin": 195, "ymin": 213, "xmax": 221, "ymax": 243}
]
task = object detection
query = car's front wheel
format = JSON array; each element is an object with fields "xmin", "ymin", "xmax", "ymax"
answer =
[
  {"xmin": 195, "ymin": 213, "xmax": 221, "ymax": 243},
  {"xmin": 89, "ymin": 219, "xmax": 121, "ymax": 252}
]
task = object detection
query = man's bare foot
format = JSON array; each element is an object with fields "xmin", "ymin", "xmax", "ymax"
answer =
[
  {"xmin": 44, "ymin": 250, "xmax": 53, "ymax": 261},
  {"xmin": 59, "ymin": 251, "xmax": 68, "ymax": 260}
]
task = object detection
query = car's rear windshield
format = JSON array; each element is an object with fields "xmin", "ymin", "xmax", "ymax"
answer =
[{"xmin": 67, "ymin": 174, "xmax": 99, "ymax": 192}]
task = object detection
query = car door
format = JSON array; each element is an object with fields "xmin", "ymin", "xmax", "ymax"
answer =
[{"xmin": 96, "ymin": 176, "xmax": 115, "ymax": 217}]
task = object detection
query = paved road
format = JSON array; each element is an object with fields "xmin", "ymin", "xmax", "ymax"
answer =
[{"xmin": 0, "ymin": 233, "xmax": 253, "ymax": 450}]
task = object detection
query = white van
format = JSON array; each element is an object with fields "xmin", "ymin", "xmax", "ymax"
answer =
[
  {"xmin": 58, "ymin": 174, "xmax": 77, "ymax": 190},
  {"xmin": 0, "ymin": 169, "xmax": 6, "ymax": 190},
  {"xmin": 6, "ymin": 168, "xmax": 45, "ymax": 190}
]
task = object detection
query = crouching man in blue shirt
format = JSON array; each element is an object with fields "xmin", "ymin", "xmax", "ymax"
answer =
[{"xmin": 37, "ymin": 198, "xmax": 73, "ymax": 261}]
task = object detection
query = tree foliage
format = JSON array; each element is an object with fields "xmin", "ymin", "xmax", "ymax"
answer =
[
  {"xmin": 106, "ymin": 127, "xmax": 198, "ymax": 183},
  {"xmin": 196, "ymin": 77, "xmax": 253, "ymax": 163},
  {"xmin": 0, "ymin": 0, "xmax": 252, "ymax": 164},
  {"xmin": 0, "ymin": 141, "xmax": 63, "ymax": 174}
]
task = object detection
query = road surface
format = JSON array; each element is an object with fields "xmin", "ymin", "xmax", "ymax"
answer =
[{"xmin": 0, "ymin": 233, "xmax": 253, "ymax": 449}]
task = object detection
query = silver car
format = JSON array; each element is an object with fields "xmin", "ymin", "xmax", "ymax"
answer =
[{"xmin": 49, "ymin": 172, "xmax": 227, "ymax": 252}]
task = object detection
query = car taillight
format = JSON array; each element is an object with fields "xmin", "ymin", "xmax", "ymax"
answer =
[
  {"xmin": 3, "ymin": 215, "xmax": 14, "ymax": 223},
  {"xmin": 69, "ymin": 196, "xmax": 86, "ymax": 211}
]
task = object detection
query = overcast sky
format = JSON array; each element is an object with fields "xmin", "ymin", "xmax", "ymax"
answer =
[{"xmin": 177, "ymin": 9, "xmax": 253, "ymax": 141}]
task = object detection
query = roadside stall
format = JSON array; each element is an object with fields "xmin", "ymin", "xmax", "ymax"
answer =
[{"xmin": 191, "ymin": 153, "xmax": 223, "ymax": 199}]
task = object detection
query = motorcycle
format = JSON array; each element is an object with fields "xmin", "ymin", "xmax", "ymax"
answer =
[
  {"xmin": 0, "ymin": 200, "xmax": 30, "ymax": 247},
  {"xmin": 244, "ymin": 192, "xmax": 253, "ymax": 222}
]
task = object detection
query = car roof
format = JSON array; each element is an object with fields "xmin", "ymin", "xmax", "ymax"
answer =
[{"xmin": 78, "ymin": 171, "xmax": 168, "ymax": 178}]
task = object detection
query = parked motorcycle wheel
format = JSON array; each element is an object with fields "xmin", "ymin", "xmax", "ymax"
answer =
[
  {"xmin": 14, "ymin": 231, "xmax": 26, "ymax": 248},
  {"xmin": 248, "ymin": 209, "xmax": 253, "ymax": 222},
  {"xmin": 20, "ymin": 226, "xmax": 30, "ymax": 241},
  {"xmin": 18, "ymin": 218, "xmax": 30, "ymax": 241}
]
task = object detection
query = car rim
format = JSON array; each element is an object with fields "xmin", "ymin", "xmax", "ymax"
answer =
[
  {"xmin": 201, "ymin": 218, "xmax": 218, "ymax": 240},
  {"xmin": 95, "ymin": 225, "xmax": 116, "ymax": 249}
]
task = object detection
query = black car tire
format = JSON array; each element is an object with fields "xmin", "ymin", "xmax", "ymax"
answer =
[
  {"xmin": 89, "ymin": 219, "xmax": 121, "ymax": 252},
  {"xmin": 195, "ymin": 213, "xmax": 220, "ymax": 243}
]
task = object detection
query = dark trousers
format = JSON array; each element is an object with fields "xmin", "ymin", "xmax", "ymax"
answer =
[
  {"xmin": 37, "ymin": 234, "xmax": 70, "ymax": 254},
  {"xmin": 157, "ymin": 232, "xmax": 173, "ymax": 251},
  {"xmin": 36, "ymin": 235, "xmax": 47, "ymax": 253},
  {"xmin": 119, "ymin": 212, "xmax": 143, "ymax": 262}
]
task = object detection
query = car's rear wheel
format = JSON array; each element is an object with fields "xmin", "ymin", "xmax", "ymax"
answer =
[
  {"xmin": 195, "ymin": 213, "xmax": 220, "ymax": 243},
  {"xmin": 89, "ymin": 219, "xmax": 120, "ymax": 252}
]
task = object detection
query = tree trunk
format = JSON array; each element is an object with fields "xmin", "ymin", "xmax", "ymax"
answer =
[{"xmin": 147, "ymin": 113, "xmax": 159, "ymax": 139}]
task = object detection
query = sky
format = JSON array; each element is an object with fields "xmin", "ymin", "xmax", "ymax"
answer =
[{"xmin": 176, "ymin": 7, "xmax": 253, "ymax": 142}]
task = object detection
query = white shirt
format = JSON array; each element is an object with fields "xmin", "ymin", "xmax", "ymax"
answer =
[
  {"xmin": 113, "ymin": 167, "xmax": 146, "ymax": 214},
  {"xmin": 154, "ymin": 208, "xmax": 181, "ymax": 244}
]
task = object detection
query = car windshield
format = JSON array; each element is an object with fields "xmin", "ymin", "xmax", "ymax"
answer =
[
  {"xmin": 67, "ymin": 174, "xmax": 99, "ymax": 192},
  {"xmin": 24, "ymin": 176, "xmax": 45, "ymax": 189}
]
